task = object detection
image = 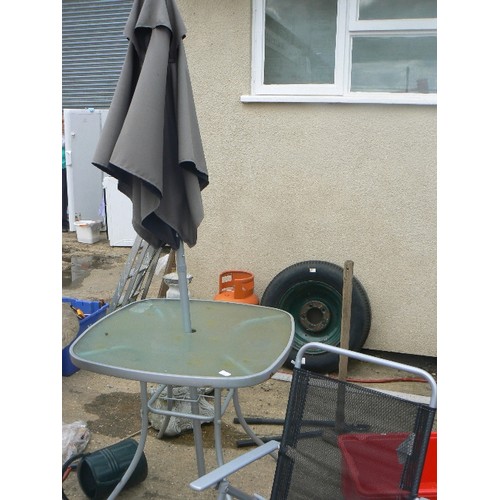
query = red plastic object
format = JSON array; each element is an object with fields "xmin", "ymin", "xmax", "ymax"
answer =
[
  {"xmin": 214, "ymin": 270, "xmax": 259, "ymax": 304},
  {"xmin": 338, "ymin": 432, "xmax": 437, "ymax": 499},
  {"xmin": 419, "ymin": 432, "xmax": 437, "ymax": 500}
]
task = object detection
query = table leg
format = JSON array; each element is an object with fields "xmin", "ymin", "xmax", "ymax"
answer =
[
  {"xmin": 107, "ymin": 381, "xmax": 150, "ymax": 500},
  {"xmin": 232, "ymin": 389, "xmax": 278, "ymax": 460},
  {"xmin": 190, "ymin": 386, "xmax": 206, "ymax": 477},
  {"xmin": 156, "ymin": 384, "xmax": 174, "ymax": 438},
  {"xmin": 213, "ymin": 389, "xmax": 235, "ymax": 500},
  {"xmin": 210, "ymin": 388, "xmax": 234, "ymax": 467},
  {"xmin": 213, "ymin": 389, "xmax": 224, "ymax": 466}
]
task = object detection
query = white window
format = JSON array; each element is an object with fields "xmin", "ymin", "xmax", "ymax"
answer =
[{"xmin": 242, "ymin": 0, "xmax": 437, "ymax": 105}]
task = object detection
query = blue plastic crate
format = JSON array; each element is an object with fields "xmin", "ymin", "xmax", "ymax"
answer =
[{"xmin": 62, "ymin": 297, "xmax": 109, "ymax": 376}]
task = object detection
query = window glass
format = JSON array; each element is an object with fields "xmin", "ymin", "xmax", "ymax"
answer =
[
  {"xmin": 264, "ymin": 0, "xmax": 338, "ymax": 84},
  {"xmin": 351, "ymin": 36, "xmax": 437, "ymax": 93},
  {"xmin": 248, "ymin": 0, "xmax": 437, "ymax": 103},
  {"xmin": 358, "ymin": 0, "xmax": 437, "ymax": 20}
]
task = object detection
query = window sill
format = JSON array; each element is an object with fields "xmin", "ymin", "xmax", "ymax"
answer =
[{"xmin": 240, "ymin": 94, "xmax": 437, "ymax": 105}]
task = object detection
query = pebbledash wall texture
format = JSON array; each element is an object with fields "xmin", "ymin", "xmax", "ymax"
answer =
[{"xmin": 175, "ymin": 0, "xmax": 437, "ymax": 357}]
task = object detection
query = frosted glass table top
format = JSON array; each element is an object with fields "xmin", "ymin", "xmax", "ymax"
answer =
[{"xmin": 70, "ymin": 299, "xmax": 295, "ymax": 388}]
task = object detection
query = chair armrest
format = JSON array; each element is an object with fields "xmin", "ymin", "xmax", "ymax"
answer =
[{"xmin": 190, "ymin": 440, "xmax": 280, "ymax": 492}]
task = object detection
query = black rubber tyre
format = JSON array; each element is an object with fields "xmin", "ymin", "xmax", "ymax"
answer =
[{"xmin": 261, "ymin": 260, "xmax": 371, "ymax": 373}]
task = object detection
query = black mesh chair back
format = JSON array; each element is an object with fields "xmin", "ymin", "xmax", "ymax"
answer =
[
  {"xmin": 190, "ymin": 343, "xmax": 437, "ymax": 500},
  {"xmin": 271, "ymin": 367, "xmax": 436, "ymax": 500}
]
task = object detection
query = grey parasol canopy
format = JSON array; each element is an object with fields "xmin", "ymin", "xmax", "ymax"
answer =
[{"xmin": 93, "ymin": 0, "xmax": 208, "ymax": 251}]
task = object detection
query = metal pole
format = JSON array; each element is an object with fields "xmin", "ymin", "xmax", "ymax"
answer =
[
  {"xmin": 338, "ymin": 260, "xmax": 354, "ymax": 381},
  {"xmin": 176, "ymin": 239, "xmax": 192, "ymax": 333}
]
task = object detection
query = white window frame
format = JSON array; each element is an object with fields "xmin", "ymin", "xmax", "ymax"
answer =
[{"xmin": 241, "ymin": 0, "xmax": 437, "ymax": 105}]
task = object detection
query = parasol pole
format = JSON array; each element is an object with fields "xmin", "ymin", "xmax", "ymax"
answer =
[{"xmin": 176, "ymin": 239, "xmax": 192, "ymax": 333}]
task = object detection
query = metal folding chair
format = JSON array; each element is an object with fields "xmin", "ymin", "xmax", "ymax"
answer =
[{"xmin": 190, "ymin": 342, "xmax": 437, "ymax": 500}]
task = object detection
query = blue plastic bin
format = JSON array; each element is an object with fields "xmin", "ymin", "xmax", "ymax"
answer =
[{"xmin": 62, "ymin": 297, "xmax": 109, "ymax": 376}]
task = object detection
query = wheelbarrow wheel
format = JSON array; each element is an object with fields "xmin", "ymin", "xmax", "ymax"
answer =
[{"xmin": 261, "ymin": 261, "xmax": 371, "ymax": 373}]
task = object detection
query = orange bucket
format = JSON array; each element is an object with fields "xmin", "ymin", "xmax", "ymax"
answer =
[{"xmin": 214, "ymin": 270, "xmax": 259, "ymax": 305}]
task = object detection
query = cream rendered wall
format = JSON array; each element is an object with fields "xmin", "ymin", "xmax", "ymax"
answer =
[{"xmin": 178, "ymin": 0, "xmax": 437, "ymax": 357}]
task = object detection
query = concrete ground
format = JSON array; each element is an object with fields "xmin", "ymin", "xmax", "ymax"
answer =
[{"xmin": 62, "ymin": 231, "xmax": 437, "ymax": 499}]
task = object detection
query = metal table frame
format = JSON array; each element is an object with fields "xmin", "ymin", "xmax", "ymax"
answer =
[{"xmin": 70, "ymin": 299, "xmax": 294, "ymax": 499}]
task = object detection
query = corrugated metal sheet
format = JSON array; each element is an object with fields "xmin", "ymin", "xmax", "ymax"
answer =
[{"xmin": 62, "ymin": 0, "xmax": 133, "ymax": 109}]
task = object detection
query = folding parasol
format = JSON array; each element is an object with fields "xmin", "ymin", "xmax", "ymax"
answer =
[{"xmin": 92, "ymin": 0, "xmax": 208, "ymax": 332}]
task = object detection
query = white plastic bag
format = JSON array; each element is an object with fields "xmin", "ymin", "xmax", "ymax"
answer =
[
  {"xmin": 62, "ymin": 420, "xmax": 90, "ymax": 464},
  {"xmin": 154, "ymin": 253, "xmax": 171, "ymax": 276}
]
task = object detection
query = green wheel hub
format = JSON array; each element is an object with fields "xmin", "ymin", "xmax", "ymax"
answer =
[{"xmin": 278, "ymin": 280, "xmax": 342, "ymax": 355}]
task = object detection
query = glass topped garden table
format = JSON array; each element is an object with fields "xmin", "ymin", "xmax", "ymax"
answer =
[{"xmin": 70, "ymin": 298, "xmax": 294, "ymax": 498}]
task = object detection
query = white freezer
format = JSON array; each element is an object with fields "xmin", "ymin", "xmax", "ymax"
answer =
[
  {"xmin": 103, "ymin": 176, "xmax": 136, "ymax": 246},
  {"xmin": 64, "ymin": 109, "xmax": 107, "ymax": 231},
  {"xmin": 64, "ymin": 109, "xmax": 135, "ymax": 246}
]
